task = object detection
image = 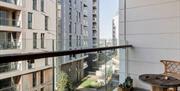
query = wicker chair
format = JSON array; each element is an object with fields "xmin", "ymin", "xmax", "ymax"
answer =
[{"xmin": 161, "ymin": 60, "xmax": 180, "ymax": 80}]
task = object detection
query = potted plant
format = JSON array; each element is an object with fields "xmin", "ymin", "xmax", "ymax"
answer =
[{"xmin": 118, "ymin": 76, "xmax": 133, "ymax": 91}]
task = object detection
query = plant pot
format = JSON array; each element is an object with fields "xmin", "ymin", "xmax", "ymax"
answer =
[{"xmin": 118, "ymin": 87, "xmax": 131, "ymax": 91}]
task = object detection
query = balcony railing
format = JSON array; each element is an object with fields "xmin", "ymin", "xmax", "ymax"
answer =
[
  {"xmin": 0, "ymin": 45, "xmax": 132, "ymax": 63},
  {"xmin": 0, "ymin": 85, "xmax": 18, "ymax": 91},
  {"xmin": 0, "ymin": 39, "xmax": 21, "ymax": 50},
  {"xmin": 0, "ymin": 62, "xmax": 18, "ymax": 73},
  {"xmin": 0, "ymin": 17, "xmax": 20, "ymax": 27},
  {"xmin": 0, "ymin": 39, "xmax": 132, "ymax": 91}
]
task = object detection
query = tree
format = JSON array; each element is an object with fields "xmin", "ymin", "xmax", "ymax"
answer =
[{"xmin": 57, "ymin": 71, "xmax": 69, "ymax": 91}]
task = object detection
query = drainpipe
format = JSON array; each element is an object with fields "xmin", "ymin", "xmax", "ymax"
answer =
[{"xmin": 52, "ymin": 40, "xmax": 55, "ymax": 91}]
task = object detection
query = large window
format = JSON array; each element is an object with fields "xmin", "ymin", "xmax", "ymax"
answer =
[
  {"xmin": 33, "ymin": 33, "xmax": 37, "ymax": 49},
  {"xmin": 33, "ymin": 0, "xmax": 37, "ymax": 10},
  {"xmin": 0, "ymin": 11, "xmax": 8, "ymax": 26},
  {"xmin": 28, "ymin": 12, "xmax": 32, "ymax": 29},
  {"xmin": 1, "ymin": 0, "xmax": 17, "ymax": 4},
  {"xmin": 45, "ymin": 16, "xmax": 48, "ymax": 30},
  {"xmin": 41, "ymin": 0, "xmax": 44, "ymax": 12}
]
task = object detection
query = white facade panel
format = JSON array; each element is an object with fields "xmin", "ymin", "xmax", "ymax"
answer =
[{"xmin": 119, "ymin": 0, "xmax": 180, "ymax": 90}]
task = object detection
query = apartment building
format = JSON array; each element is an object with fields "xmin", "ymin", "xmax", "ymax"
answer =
[
  {"xmin": 119, "ymin": 0, "xmax": 180, "ymax": 90},
  {"xmin": 0, "ymin": 0, "xmax": 56, "ymax": 91},
  {"xmin": 59, "ymin": 0, "xmax": 100, "ymax": 83},
  {"xmin": 91, "ymin": 0, "xmax": 99, "ymax": 48},
  {"xmin": 83, "ymin": 0, "xmax": 100, "ymax": 77},
  {"xmin": 112, "ymin": 15, "xmax": 119, "ymax": 46},
  {"xmin": 60, "ymin": 0, "xmax": 89, "ymax": 83}
]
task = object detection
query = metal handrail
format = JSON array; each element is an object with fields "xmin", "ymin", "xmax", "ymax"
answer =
[{"xmin": 0, "ymin": 45, "xmax": 132, "ymax": 63}]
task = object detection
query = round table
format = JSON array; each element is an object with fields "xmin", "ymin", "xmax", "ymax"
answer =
[{"xmin": 139, "ymin": 74, "xmax": 180, "ymax": 91}]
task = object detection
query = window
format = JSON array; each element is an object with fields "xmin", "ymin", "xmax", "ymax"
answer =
[
  {"xmin": 79, "ymin": 12, "xmax": 81, "ymax": 22},
  {"xmin": 33, "ymin": 0, "xmax": 37, "ymax": 10},
  {"xmin": 76, "ymin": 11, "xmax": 78, "ymax": 22},
  {"xmin": 81, "ymin": 25, "xmax": 82, "ymax": 34},
  {"xmin": 40, "ymin": 71, "xmax": 44, "ymax": 84},
  {"xmin": 69, "ymin": 9, "xmax": 72, "ymax": 19},
  {"xmin": 69, "ymin": 22, "xmax": 72, "ymax": 33},
  {"xmin": 73, "ymin": 54, "xmax": 76, "ymax": 58},
  {"xmin": 69, "ymin": 35, "xmax": 72, "ymax": 47},
  {"xmin": 69, "ymin": 6, "xmax": 72, "ymax": 19},
  {"xmin": 32, "ymin": 72, "xmax": 36, "ymax": 87},
  {"xmin": 74, "ymin": 0, "xmax": 76, "ymax": 4},
  {"xmin": 0, "ymin": 11, "xmax": 8, "ymax": 25},
  {"xmin": 41, "ymin": 0, "xmax": 44, "ymax": 12},
  {"xmin": 76, "ymin": 36, "xmax": 78, "ymax": 47},
  {"xmin": 40, "ymin": 88, "xmax": 44, "ymax": 91},
  {"xmin": 41, "ymin": 33, "xmax": 45, "ymax": 48},
  {"xmin": 28, "ymin": 12, "xmax": 32, "ymax": 29},
  {"xmin": 0, "ymin": 78, "xmax": 11, "ymax": 89},
  {"xmin": 75, "ymin": 23, "xmax": 76, "ymax": 34},
  {"xmin": 33, "ymin": 33, "xmax": 37, "ymax": 49},
  {"xmin": 45, "ymin": 16, "xmax": 48, "ymax": 30},
  {"xmin": 1, "ymin": 0, "xmax": 16, "ymax": 4},
  {"xmin": 80, "ymin": 2, "xmax": 82, "ymax": 11},
  {"xmin": 69, "ymin": 55, "xmax": 72, "ymax": 60},
  {"xmin": 27, "ymin": 60, "xmax": 35, "ymax": 69},
  {"xmin": 45, "ymin": 58, "xmax": 48, "ymax": 66},
  {"xmin": 69, "ymin": 0, "xmax": 71, "ymax": 3},
  {"xmin": 79, "ymin": 36, "xmax": 81, "ymax": 46}
]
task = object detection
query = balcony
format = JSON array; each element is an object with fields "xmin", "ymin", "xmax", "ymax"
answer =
[
  {"xmin": 93, "ymin": 10, "xmax": 97, "ymax": 14},
  {"xmin": 0, "ymin": 62, "xmax": 18, "ymax": 73},
  {"xmin": 83, "ymin": 20, "xmax": 88, "ymax": 26},
  {"xmin": 0, "ymin": 18, "xmax": 20, "ymax": 27},
  {"xmin": 83, "ymin": 10, "xmax": 88, "ymax": 16},
  {"xmin": 92, "ymin": 26, "xmax": 97, "ymax": 30},
  {"xmin": 0, "ymin": 17, "xmax": 21, "ymax": 32},
  {"xmin": 93, "ymin": 17, "xmax": 97, "ymax": 21},
  {"xmin": 0, "ymin": 31, "xmax": 21, "ymax": 51},
  {"xmin": 0, "ymin": 42, "xmax": 132, "ymax": 91},
  {"xmin": 93, "ymin": 1, "xmax": 96, "ymax": 7},
  {"xmin": 92, "ymin": 33, "xmax": 97, "ymax": 37}
]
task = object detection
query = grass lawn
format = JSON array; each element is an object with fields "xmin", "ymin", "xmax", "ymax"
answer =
[{"xmin": 79, "ymin": 77, "xmax": 101, "ymax": 88}]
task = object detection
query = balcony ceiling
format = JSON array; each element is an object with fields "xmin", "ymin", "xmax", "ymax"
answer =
[
  {"xmin": 0, "ymin": 26, "xmax": 22, "ymax": 32},
  {"xmin": 0, "ymin": 1, "xmax": 22, "ymax": 11}
]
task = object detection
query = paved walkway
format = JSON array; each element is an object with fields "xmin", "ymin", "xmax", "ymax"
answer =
[{"xmin": 76, "ymin": 80, "xmax": 116, "ymax": 91}]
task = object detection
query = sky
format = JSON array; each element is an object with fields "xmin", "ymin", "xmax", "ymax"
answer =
[{"xmin": 99, "ymin": 0, "xmax": 119, "ymax": 39}]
